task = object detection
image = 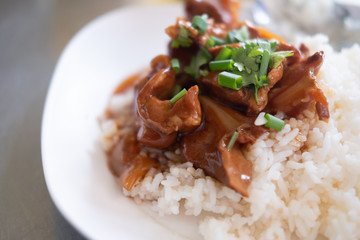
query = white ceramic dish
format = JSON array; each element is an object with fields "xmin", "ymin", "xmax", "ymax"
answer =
[{"xmin": 41, "ymin": 3, "xmax": 202, "ymax": 240}]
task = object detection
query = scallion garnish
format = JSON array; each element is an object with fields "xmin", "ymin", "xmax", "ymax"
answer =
[
  {"xmin": 212, "ymin": 36, "xmax": 226, "ymax": 45},
  {"xmin": 218, "ymin": 71, "xmax": 242, "ymax": 90},
  {"xmin": 259, "ymin": 49, "xmax": 270, "ymax": 77},
  {"xmin": 169, "ymin": 88, "xmax": 187, "ymax": 105},
  {"xmin": 227, "ymin": 131, "xmax": 239, "ymax": 150},
  {"xmin": 191, "ymin": 15, "xmax": 208, "ymax": 35},
  {"xmin": 206, "ymin": 36, "xmax": 227, "ymax": 48},
  {"xmin": 215, "ymin": 47, "xmax": 232, "ymax": 61},
  {"xmin": 203, "ymin": 36, "xmax": 294, "ymax": 105},
  {"xmin": 171, "ymin": 58, "xmax": 180, "ymax": 71},
  {"xmin": 206, "ymin": 37, "xmax": 215, "ymax": 48},
  {"xmin": 209, "ymin": 59, "xmax": 234, "ymax": 71},
  {"xmin": 171, "ymin": 25, "xmax": 192, "ymax": 48},
  {"xmin": 254, "ymin": 112, "xmax": 267, "ymax": 126},
  {"xmin": 264, "ymin": 113, "xmax": 285, "ymax": 131}
]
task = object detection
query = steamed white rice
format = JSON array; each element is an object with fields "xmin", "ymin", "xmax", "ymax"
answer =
[{"xmin": 100, "ymin": 35, "xmax": 360, "ymax": 240}]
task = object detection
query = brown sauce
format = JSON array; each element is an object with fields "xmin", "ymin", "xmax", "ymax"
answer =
[{"xmin": 102, "ymin": 0, "xmax": 330, "ymax": 198}]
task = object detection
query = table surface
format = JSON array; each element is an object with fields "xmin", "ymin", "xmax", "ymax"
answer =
[{"xmin": 0, "ymin": 0, "xmax": 152, "ymax": 238}]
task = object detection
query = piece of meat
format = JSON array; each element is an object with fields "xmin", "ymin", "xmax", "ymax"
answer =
[
  {"xmin": 166, "ymin": 17, "xmax": 228, "ymax": 54},
  {"xmin": 185, "ymin": 0, "xmax": 240, "ymax": 29},
  {"xmin": 165, "ymin": 17, "xmax": 198, "ymax": 40},
  {"xmin": 199, "ymin": 71, "xmax": 252, "ymax": 111},
  {"xmin": 166, "ymin": 18, "xmax": 227, "ymax": 79},
  {"xmin": 199, "ymin": 62, "xmax": 284, "ymax": 115},
  {"xmin": 149, "ymin": 54, "xmax": 172, "ymax": 78},
  {"xmin": 246, "ymin": 62, "xmax": 285, "ymax": 115},
  {"xmin": 108, "ymin": 132, "xmax": 159, "ymax": 191},
  {"xmin": 218, "ymin": 134, "xmax": 252, "ymax": 197},
  {"xmin": 135, "ymin": 55, "xmax": 171, "ymax": 94},
  {"xmin": 266, "ymin": 51, "xmax": 329, "ymax": 121},
  {"xmin": 137, "ymin": 124, "xmax": 177, "ymax": 149},
  {"xmin": 135, "ymin": 54, "xmax": 202, "ymax": 149},
  {"xmin": 181, "ymin": 96, "xmax": 265, "ymax": 197},
  {"xmin": 136, "ymin": 66, "xmax": 202, "ymax": 135},
  {"xmin": 277, "ymin": 42, "xmax": 308, "ymax": 66},
  {"xmin": 169, "ymin": 44, "xmax": 200, "ymax": 73}
]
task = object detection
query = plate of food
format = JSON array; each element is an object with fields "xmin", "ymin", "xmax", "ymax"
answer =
[{"xmin": 41, "ymin": 0, "xmax": 360, "ymax": 239}]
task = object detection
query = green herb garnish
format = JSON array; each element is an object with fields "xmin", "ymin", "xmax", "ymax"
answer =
[
  {"xmin": 227, "ymin": 131, "xmax": 239, "ymax": 150},
  {"xmin": 172, "ymin": 25, "xmax": 192, "ymax": 48},
  {"xmin": 269, "ymin": 51, "xmax": 294, "ymax": 69},
  {"xmin": 184, "ymin": 47, "xmax": 212, "ymax": 79},
  {"xmin": 218, "ymin": 71, "xmax": 242, "ymax": 90},
  {"xmin": 248, "ymin": 46, "xmax": 264, "ymax": 57},
  {"xmin": 191, "ymin": 14, "xmax": 208, "ymax": 35},
  {"xmin": 264, "ymin": 113, "xmax": 285, "ymax": 131},
  {"xmin": 226, "ymin": 26, "xmax": 250, "ymax": 43},
  {"xmin": 215, "ymin": 47, "xmax": 232, "ymax": 61},
  {"xmin": 209, "ymin": 59, "xmax": 234, "ymax": 71},
  {"xmin": 253, "ymin": 75, "xmax": 269, "ymax": 103},
  {"xmin": 246, "ymin": 39, "xmax": 278, "ymax": 52},
  {"xmin": 232, "ymin": 44, "xmax": 260, "ymax": 73},
  {"xmin": 206, "ymin": 37, "xmax": 215, "ymax": 48},
  {"xmin": 169, "ymin": 88, "xmax": 187, "ymax": 105},
  {"xmin": 171, "ymin": 58, "xmax": 180, "ymax": 71},
  {"xmin": 206, "ymin": 36, "xmax": 226, "ymax": 48},
  {"xmin": 259, "ymin": 49, "xmax": 270, "ymax": 78},
  {"xmin": 208, "ymin": 37, "xmax": 292, "ymax": 103}
]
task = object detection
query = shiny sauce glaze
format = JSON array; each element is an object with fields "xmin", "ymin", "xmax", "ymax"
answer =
[{"xmin": 102, "ymin": 0, "xmax": 329, "ymax": 197}]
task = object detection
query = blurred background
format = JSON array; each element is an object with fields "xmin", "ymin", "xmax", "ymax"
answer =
[{"xmin": 0, "ymin": 0, "xmax": 174, "ymax": 239}]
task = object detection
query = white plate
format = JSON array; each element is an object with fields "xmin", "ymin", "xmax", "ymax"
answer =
[{"xmin": 41, "ymin": 3, "xmax": 203, "ymax": 240}]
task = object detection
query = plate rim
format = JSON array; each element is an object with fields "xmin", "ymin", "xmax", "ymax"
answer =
[{"xmin": 40, "ymin": 3, "xmax": 186, "ymax": 239}]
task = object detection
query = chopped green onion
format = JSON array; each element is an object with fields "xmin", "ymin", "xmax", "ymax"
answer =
[
  {"xmin": 212, "ymin": 36, "xmax": 226, "ymax": 45},
  {"xmin": 215, "ymin": 47, "xmax": 233, "ymax": 61},
  {"xmin": 169, "ymin": 88, "xmax": 187, "ymax": 105},
  {"xmin": 207, "ymin": 36, "xmax": 226, "ymax": 47},
  {"xmin": 259, "ymin": 49, "xmax": 270, "ymax": 77},
  {"xmin": 218, "ymin": 71, "xmax": 242, "ymax": 90},
  {"xmin": 254, "ymin": 112, "xmax": 267, "ymax": 126},
  {"xmin": 227, "ymin": 131, "xmax": 239, "ymax": 150},
  {"xmin": 209, "ymin": 59, "xmax": 234, "ymax": 71},
  {"xmin": 192, "ymin": 15, "xmax": 208, "ymax": 34},
  {"xmin": 171, "ymin": 25, "xmax": 192, "ymax": 48},
  {"xmin": 206, "ymin": 37, "xmax": 215, "ymax": 48},
  {"xmin": 171, "ymin": 58, "xmax": 180, "ymax": 71},
  {"xmin": 253, "ymin": 75, "xmax": 269, "ymax": 103},
  {"xmin": 264, "ymin": 113, "xmax": 285, "ymax": 131}
]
